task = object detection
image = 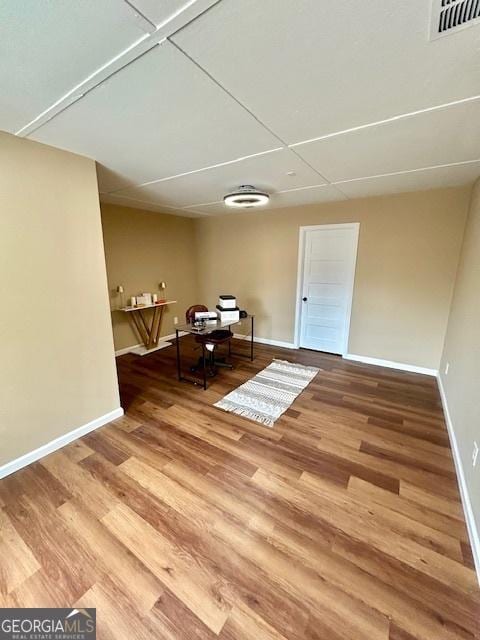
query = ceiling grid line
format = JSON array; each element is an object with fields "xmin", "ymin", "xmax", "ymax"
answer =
[
  {"xmin": 333, "ymin": 158, "xmax": 480, "ymax": 186},
  {"xmin": 14, "ymin": 0, "xmax": 222, "ymax": 137},
  {"xmin": 289, "ymin": 93, "xmax": 480, "ymax": 149},
  {"xmin": 20, "ymin": 41, "xmax": 164, "ymax": 138},
  {"xmin": 168, "ymin": 39, "xmax": 289, "ymax": 147},
  {"xmin": 122, "ymin": 0, "xmax": 158, "ymax": 29},
  {"xmin": 169, "ymin": 38, "xmax": 333, "ymax": 187},
  {"xmin": 105, "ymin": 147, "xmax": 284, "ymax": 194},
  {"xmin": 3, "ymin": 0, "xmax": 478, "ymax": 215}
]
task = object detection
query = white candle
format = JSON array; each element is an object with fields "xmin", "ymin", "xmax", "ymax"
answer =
[{"xmin": 130, "ymin": 296, "xmax": 136, "ymax": 307}]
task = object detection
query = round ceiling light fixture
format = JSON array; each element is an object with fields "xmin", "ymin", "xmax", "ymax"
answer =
[{"xmin": 223, "ymin": 185, "xmax": 270, "ymax": 208}]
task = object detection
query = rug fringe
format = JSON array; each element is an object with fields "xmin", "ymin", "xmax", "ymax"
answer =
[
  {"xmin": 214, "ymin": 402, "xmax": 274, "ymax": 427},
  {"xmin": 272, "ymin": 358, "xmax": 320, "ymax": 374}
]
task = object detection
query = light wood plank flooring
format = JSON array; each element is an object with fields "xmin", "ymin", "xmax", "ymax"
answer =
[{"xmin": 1, "ymin": 338, "xmax": 479, "ymax": 639}]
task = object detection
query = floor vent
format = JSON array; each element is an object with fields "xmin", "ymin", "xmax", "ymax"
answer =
[{"xmin": 431, "ymin": 0, "xmax": 480, "ymax": 38}]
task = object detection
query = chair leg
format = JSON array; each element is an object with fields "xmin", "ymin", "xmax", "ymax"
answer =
[
  {"xmin": 191, "ymin": 344, "xmax": 233, "ymax": 373},
  {"xmin": 214, "ymin": 358, "xmax": 233, "ymax": 369},
  {"xmin": 208, "ymin": 350, "xmax": 216, "ymax": 376},
  {"xmin": 192, "ymin": 351, "xmax": 217, "ymax": 376},
  {"xmin": 214, "ymin": 344, "xmax": 234, "ymax": 369}
]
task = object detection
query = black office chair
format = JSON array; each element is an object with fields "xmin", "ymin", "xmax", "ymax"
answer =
[{"xmin": 185, "ymin": 305, "xmax": 233, "ymax": 376}]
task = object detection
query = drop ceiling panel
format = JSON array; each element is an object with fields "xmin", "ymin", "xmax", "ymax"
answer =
[
  {"xmin": 293, "ymin": 99, "xmax": 480, "ymax": 183},
  {"xmin": 100, "ymin": 192, "xmax": 201, "ymax": 216},
  {"xmin": 186, "ymin": 184, "xmax": 346, "ymax": 215},
  {"xmin": 335, "ymin": 162, "xmax": 480, "ymax": 199},
  {"xmin": 172, "ymin": 0, "xmax": 480, "ymax": 143},
  {"xmin": 113, "ymin": 148, "xmax": 324, "ymax": 207},
  {"xmin": 29, "ymin": 41, "xmax": 280, "ymax": 192},
  {"xmin": 128, "ymin": 0, "xmax": 196, "ymax": 26},
  {"xmin": 0, "ymin": 0, "xmax": 152, "ymax": 133}
]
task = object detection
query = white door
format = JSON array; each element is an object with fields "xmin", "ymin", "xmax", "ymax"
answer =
[{"xmin": 299, "ymin": 224, "xmax": 359, "ymax": 354}]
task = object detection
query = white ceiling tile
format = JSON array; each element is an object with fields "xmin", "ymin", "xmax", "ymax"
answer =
[
  {"xmin": 272, "ymin": 184, "xmax": 347, "ymax": 207},
  {"xmin": 100, "ymin": 193, "xmax": 202, "ymax": 217},
  {"xmin": 0, "ymin": 0, "xmax": 152, "ymax": 133},
  {"xmin": 112, "ymin": 148, "xmax": 324, "ymax": 206},
  {"xmin": 30, "ymin": 41, "xmax": 280, "ymax": 192},
  {"xmin": 334, "ymin": 162, "xmax": 480, "ymax": 199},
  {"xmin": 127, "ymin": 0, "xmax": 194, "ymax": 26},
  {"xmin": 186, "ymin": 184, "xmax": 346, "ymax": 215},
  {"xmin": 292, "ymin": 99, "xmax": 480, "ymax": 183},
  {"xmin": 172, "ymin": 0, "xmax": 480, "ymax": 143}
]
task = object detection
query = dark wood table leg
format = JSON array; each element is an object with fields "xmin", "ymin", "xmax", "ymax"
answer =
[
  {"xmin": 251, "ymin": 315, "xmax": 254, "ymax": 361},
  {"xmin": 202, "ymin": 342, "xmax": 207, "ymax": 390},
  {"xmin": 175, "ymin": 329, "xmax": 181, "ymax": 381}
]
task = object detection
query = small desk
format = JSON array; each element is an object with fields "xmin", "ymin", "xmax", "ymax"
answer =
[
  {"xmin": 175, "ymin": 315, "xmax": 254, "ymax": 390},
  {"xmin": 119, "ymin": 300, "xmax": 177, "ymax": 356}
]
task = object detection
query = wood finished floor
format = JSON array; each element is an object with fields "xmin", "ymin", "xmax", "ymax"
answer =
[{"xmin": 1, "ymin": 338, "xmax": 479, "ymax": 639}]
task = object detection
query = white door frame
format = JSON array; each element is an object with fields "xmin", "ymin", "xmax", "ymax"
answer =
[{"xmin": 293, "ymin": 223, "xmax": 360, "ymax": 353}]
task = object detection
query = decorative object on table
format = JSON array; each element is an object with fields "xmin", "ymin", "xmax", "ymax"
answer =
[
  {"xmin": 130, "ymin": 296, "xmax": 137, "ymax": 307},
  {"xmin": 135, "ymin": 294, "xmax": 149, "ymax": 306},
  {"xmin": 158, "ymin": 281, "xmax": 167, "ymax": 303},
  {"xmin": 217, "ymin": 294, "xmax": 240, "ymax": 323},
  {"xmin": 120, "ymin": 299, "xmax": 177, "ymax": 356},
  {"xmin": 116, "ymin": 285, "xmax": 125, "ymax": 309},
  {"xmin": 152, "ymin": 293, "xmax": 158, "ymax": 304},
  {"xmin": 214, "ymin": 359, "xmax": 320, "ymax": 427}
]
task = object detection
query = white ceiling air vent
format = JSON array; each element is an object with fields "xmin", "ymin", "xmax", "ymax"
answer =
[{"xmin": 430, "ymin": 0, "xmax": 480, "ymax": 39}]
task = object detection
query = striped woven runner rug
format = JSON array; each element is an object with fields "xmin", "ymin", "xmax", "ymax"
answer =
[{"xmin": 214, "ymin": 359, "xmax": 320, "ymax": 427}]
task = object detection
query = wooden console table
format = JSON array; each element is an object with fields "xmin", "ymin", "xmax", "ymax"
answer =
[{"xmin": 119, "ymin": 300, "xmax": 176, "ymax": 356}]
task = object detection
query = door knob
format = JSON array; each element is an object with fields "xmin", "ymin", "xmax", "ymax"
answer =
[{"xmin": 302, "ymin": 297, "xmax": 307, "ymax": 302}]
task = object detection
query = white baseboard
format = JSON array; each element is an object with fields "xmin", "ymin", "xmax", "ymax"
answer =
[
  {"xmin": 115, "ymin": 343, "xmax": 143, "ymax": 356},
  {"xmin": 0, "ymin": 407, "xmax": 124, "ymax": 480},
  {"xmin": 115, "ymin": 332, "xmax": 188, "ymax": 357},
  {"xmin": 437, "ymin": 375, "xmax": 480, "ymax": 585},
  {"xmin": 344, "ymin": 353, "xmax": 438, "ymax": 377},
  {"xmin": 234, "ymin": 333, "xmax": 296, "ymax": 349},
  {"xmin": 129, "ymin": 342, "xmax": 172, "ymax": 356}
]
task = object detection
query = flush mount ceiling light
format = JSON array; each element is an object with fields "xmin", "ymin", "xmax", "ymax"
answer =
[{"xmin": 223, "ymin": 185, "xmax": 270, "ymax": 208}]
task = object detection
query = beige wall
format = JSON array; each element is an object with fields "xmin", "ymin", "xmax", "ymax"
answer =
[
  {"xmin": 194, "ymin": 187, "xmax": 470, "ymax": 369},
  {"xmin": 0, "ymin": 132, "xmax": 120, "ymax": 467},
  {"xmin": 101, "ymin": 203, "xmax": 198, "ymax": 351},
  {"xmin": 440, "ymin": 178, "xmax": 480, "ymax": 545}
]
